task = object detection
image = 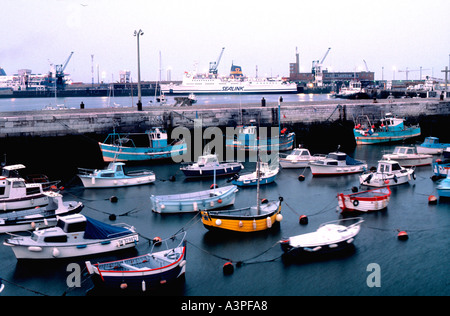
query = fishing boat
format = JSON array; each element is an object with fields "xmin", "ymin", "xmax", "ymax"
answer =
[
  {"xmin": 232, "ymin": 161, "xmax": 278, "ymax": 186},
  {"xmin": 279, "ymin": 146, "xmax": 327, "ymax": 168},
  {"xmin": 337, "ymin": 187, "xmax": 391, "ymax": 213},
  {"xmin": 0, "ymin": 191, "xmax": 83, "ymax": 233},
  {"xmin": 360, "ymin": 159, "xmax": 415, "ymax": 187},
  {"xmin": 225, "ymin": 125, "xmax": 295, "ymax": 152},
  {"xmin": 3, "ymin": 214, "xmax": 138, "ymax": 260},
  {"xmin": 432, "ymin": 159, "xmax": 450, "ymax": 179},
  {"xmin": 99, "ymin": 128, "xmax": 187, "ymax": 162},
  {"xmin": 180, "ymin": 153, "xmax": 243, "ymax": 178},
  {"xmin": 381, "ymin": 146, "xmax": 432, "ymax": 167},
  {"xmin": 416, "ymin": 137, "xmax": 450, "ymax": 154},
  {"xmin": 0, "ymin": 164, "xmax": 49, "ymax": 212},
  {"xmin": 334, "ymin": 80, "xmax": 369, "ymax": 99},
  {"xmin": 309, "ymin": 150, "xmax": 367, "ymax": 176},
  {"xmin": 280, "ymin": 218, "xmax": 364, "ymax": 256},
  {"xmin": 436, "ymin": 174, "xmax": 450, "ymax": 198},
  {"xmin": 85, "ymin": 232, "xmax": 187, "ymax": 292},
  {"xmin": 78, "ymin": 162, "xmax": 155, "ymax": 188},
  {"xmin": 353, "ymin": 113, "xmax": 421, "ymax": 145},
  {"xmin": 150, "ymin": 185, "xmax": 238, "ymax": 214}
]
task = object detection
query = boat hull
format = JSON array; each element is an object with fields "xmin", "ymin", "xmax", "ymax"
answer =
[
  {"xmin": 437, "ymin": 177, "xmax": 450, "ymax": 198},
  {"xmin": 416, "ymin": 146, "xmax": 444, "ymax": 154},
  {"xmin": 337, "ymin": 187, "xmax": 391, "ymax": 213},
  {"xmin": 432, "ymin": 161, "xmax": 450, "ymax": 178},
  {"xmin": 354, "ymin": 127, "xmax": 421, "ymax": 145},
  {"xmin": 180, "ymin": 163, "xmax": 242, "ymax": 178},
  {"xmin": 226, "ymin": 133, "xmax": 295, "ymax": 152},
  {"xmin": 99, "ymin": 141, "xmax": 187, "ymax": 162},
  {"xmin": 0, "ymin": 194, "xmax": 49, "ymax": 212},
  {"xmin": 309, "ymin": 163, "xmax": 367, "ymax": 176},
  {"xmin": 381, "ymin": 156, "xmax": 432, "ymax": 167},
  {"xmin": 232, "ymin": 174, "xmax": 276, "ymax": 186},
  {"xmin": 79, "ymin": 174, "xmax": 155, "ymax": 188},
  {"xmin": 359, "ymin": 170, "xmax": 414, "ymax": 187},
  {"xmin": 87, "ymin": 245, "xmax": 186, "ymax": 291},
  {"xmin": 201, "ymin": 200, "xmax": 282, "ymax": 233},
  {"xmin": 151, "ymin": 185, "xmax": 238, "ymax": 214}
]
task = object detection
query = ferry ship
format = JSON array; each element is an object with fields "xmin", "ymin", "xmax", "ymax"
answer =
[{"xmin": 160, "ymin": 64, "xmax": 298, "ymax": 95}]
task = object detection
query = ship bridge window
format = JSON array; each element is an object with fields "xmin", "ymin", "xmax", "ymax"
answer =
[
  {"xmin": 12, "ymin": 181, "xmax": 26, "ymax": 188},
  {"xmin": 391, "ymin": 163, "xmax": 401, "ymax": 171},
  {"xmin": 326, "ymin": 161, "xmax": 338, "ymax": 166},
  {"xmin": 26, "ymin": 187, "xmax": 41, "ymax": 195},
  {"xmin": 44, "ymin": 235, "xmax": 68, "ymax": 243}
]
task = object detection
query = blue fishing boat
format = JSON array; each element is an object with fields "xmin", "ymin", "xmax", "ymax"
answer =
[
  {"xmin": 99, "ymin": 128, "xmax": 187, "ymax": 162},
  {"xmin": 232, "ymin": 161, "xmax": 278, "ymax": 186},
  {"xmin": 226, "ymin": 125, "xmax": 295, "ymax": 152},
  {"xmin": 436, "ymin": 174, "xmax": 450, "ymax": 198},
  {"xmin": 416, "ymin": 137, "xmax": 450, "ymax": 154},
  {"xmin": 353, "ymin": 113, "xmax": 421, "ymax": 145},
  {"xmin": 431, "ymin": 158, "xmax": 450, "ymax": 180}
]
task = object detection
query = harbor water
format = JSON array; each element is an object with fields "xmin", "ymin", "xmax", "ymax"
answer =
[{"xmin": 0, "ymin": 141, "xmax": 449, "ymax": 297}]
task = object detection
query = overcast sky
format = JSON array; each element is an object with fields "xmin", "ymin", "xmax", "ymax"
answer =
[{"xmin": 1, "ymin": 0, "xmax": 449, "ymax": 82}]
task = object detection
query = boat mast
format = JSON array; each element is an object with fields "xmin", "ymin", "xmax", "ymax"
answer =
[{"xmin": 256, "ymin": 141, "xmax": 261, "ymax": 215}]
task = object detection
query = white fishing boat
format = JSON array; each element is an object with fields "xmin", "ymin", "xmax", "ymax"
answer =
[
  {"xmin": 280, "ymin": 218, "xmax": 363, "ymax": 256},
  {"xmin": 309, "ymin": 150, "xmax": 367, "ymax": 176},
  {"xmin": 0, "ymin": 191, "xmax": 83, "ymax": 233},
  {"xmin": 232, "ymin": 161, "xmax": 279, "ymax": 186},
  {"xmin": 3, "ymin": 214, "xmax": 138, "ymax": 260},
  {"xmin": 78, "ymin": 162, "xmax": 155, "ymax": 188},
  {"xmin": 360, "ymin": 159, "xmax": 415, "ymax": 187},
  {"xmin": 180, "ymin": 153, "xmax": 243, "ymax": 178},
  {"xmin": 382, "ymin": 146, "xmax": 432, "ymax": 167},
  {"xmin": 0, "ymin": 164, "xmax": 49, "ymax": 212},
  {"xmin": 150, "ymin": 185, "xmax": 238, "ymax": 214},
  {"xmin": 279, "ymin": 147, "xmax": 326, "ymax": 168}
]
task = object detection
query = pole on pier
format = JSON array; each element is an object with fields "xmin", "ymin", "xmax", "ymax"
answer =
[
  {"xmin": 442, "ymin": 66, "xmax": 449, "ymax": 99},
  {"xmin": 134, "ymin": 29, "xmax": 144, "ymax": 111}
]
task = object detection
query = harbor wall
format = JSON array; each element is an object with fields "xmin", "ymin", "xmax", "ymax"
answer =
[{"xmin": 0, "ymin": 99, "xmax": 449, "ymax": 138}]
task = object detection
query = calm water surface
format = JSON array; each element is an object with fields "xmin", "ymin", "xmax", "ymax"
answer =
[{"xmin": 0, "ymin": 143, "xmax": 448, "ymax": 296}]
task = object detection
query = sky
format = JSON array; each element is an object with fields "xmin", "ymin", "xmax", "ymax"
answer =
[{"xmin": 1, "ymin": 0, "xmax": 450, "ymax": 82}]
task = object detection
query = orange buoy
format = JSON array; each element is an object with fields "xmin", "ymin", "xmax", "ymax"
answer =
[
  {"xmin": 299, "ymin": 215, "xmax": 308, "ymax": 225},
  {"xmin": 120, "ymin": 283, "xmax": 128, "ymax": 289},
  {"xmin": 397, "ymin": 231, "xmax": 408, "ymax": 240},
  {"xmin": 210, "ymin": 184, "xmax": 218, "ymax": 189},
  {"xmin": 428, "ymin": 195, "xmax": 437, "ymax": 204},
  {"xmin": 298, "ymin": 175, "xmax": 305, "ymax": 181},
  {"xmin": 223, "ymin": 262, "xmax": 234, "ymax": 275},
  {"xmin": 217, "ymin": 199, "xmax": 223, "ymax": 203},
  {"xmin": 261, "ymin": 198, "xmax": 268, "ymax": 204},
  {"xmin": 153, "ymin": 237, "xmax": 162, "ymax": 245}
]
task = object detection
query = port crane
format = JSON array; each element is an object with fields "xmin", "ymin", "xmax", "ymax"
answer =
[
  {"xmin": 209, "ymin": 47, "xmax": 225, "ymax": 75},
  {"xmin": 50, "ymin": 51, "xmax": 74, "ymax": 89},
  {"xmin": 312, "ymin": 47, "xmax": 331, "ymax": 75}
]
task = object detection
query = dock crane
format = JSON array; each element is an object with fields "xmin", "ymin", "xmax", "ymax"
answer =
[
  {"xmin": 53, "ymin": 51, "xmax": 74, "ymax": 89},
  {"xmin": 209, "ymin": 47, "xmax": 225, "ymax": 75},
  {"xmin": 398, "ymin": 67, "xmax": 430, "ymax": 81},
  {"xmin": 312, "ymin": 47, "xmax": 331, "ymax": 75}
]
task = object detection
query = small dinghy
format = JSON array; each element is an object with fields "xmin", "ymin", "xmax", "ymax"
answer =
[
  {"xmin": 280, "ymin": 218, "xmax": 363, "ymax": 256},
  {"xmin": 337, "ymin": 187, "xmax": 391, "ymax": 213},
  {"xmin": 86, "ymin": 232, "xmax": 187, "ymax": 292},
  {"xmin": 360, "ymin": 159, "xmax": 415, "ymax": 187},
  {"xmin": 3, "ymin": 214, "xmax": 138, "ymax": 260}
]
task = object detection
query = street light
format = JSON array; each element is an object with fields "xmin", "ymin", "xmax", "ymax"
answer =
[{"xmin": 134, "ymin": 29, "xmax": 144, "ymax": 110}]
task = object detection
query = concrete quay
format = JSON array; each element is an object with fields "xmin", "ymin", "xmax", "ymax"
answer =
[{"xmin": 0, "ymin": 98, "xmax": 449, "ymax": 138}]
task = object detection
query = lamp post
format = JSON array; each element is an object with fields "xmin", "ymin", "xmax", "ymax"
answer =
[{"xmin": 134, "ymin": 29, "xmax": 144, "ymax": 110}]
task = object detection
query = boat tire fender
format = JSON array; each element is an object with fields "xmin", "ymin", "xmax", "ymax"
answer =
[{"xmin": 353, "ymin": 199, "xmax": 359, "ymax": 207}]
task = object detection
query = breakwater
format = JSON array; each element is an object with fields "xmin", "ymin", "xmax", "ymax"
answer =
[{"xmin": 0, "ymin": 98, "xmax": 449, "ymax": 138}]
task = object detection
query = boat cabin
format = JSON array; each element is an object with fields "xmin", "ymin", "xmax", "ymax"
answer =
[
  {"xmin": 30, "ymin": 214, "xmax": 87, "ymax": 243},
  {"xmin": 377, "ymin": 160, "xmax": 403, "ymax": 174},
  {"xmin": 392, "ymin": 146, "xmax": 418, "ymax": 155},
  {"xmin": 422, "ymin": 137, "xmax": 440, "ymax": 145},
  {"xmin": 147, "ymin": 128, "xmax": 168, "ymax": 148},
  {"xmin": 1, "ymin": 164, "xmax": 26, "ymax": 178},
  {"xmin": 195, "ymin": 154, "xmax": 219, "ymax": 167},
  {"xmin": 98, "ymin": 162, "xmax": 126, "ymax": 178},
  {"xmin": 380, "ymin": 113, "xmax": 404, "ymax": 132},
  {"xmin": 290, "ymin": 148, "xmax": 311, "ymax": 157}
]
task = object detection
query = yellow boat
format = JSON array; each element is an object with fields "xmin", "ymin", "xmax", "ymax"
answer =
[{"xmin": 201, "ymin": 197, "xmax": 283, "ymax": 233}]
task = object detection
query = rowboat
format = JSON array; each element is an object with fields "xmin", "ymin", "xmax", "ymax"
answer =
[
  {"xmin": 0, "ymin": 191, "xmax": 83, "ymax": 233},
  {"xmin": 381, "ymin": 146, "xmax": 432, "ymax": 167},
  {"xmin": 436, "ymin": 174, "xmax": 450, "ymax": 198},
  {"xmin": 85, "ymin": 232, "xmax": 187, "ymax": 292},
  {"xmin": 360, "ymin": 159, "xmax": 415, "ymax": 187},
  {"xmin": 280, "ymin": 218, "xmax": 364, "ymax": 256},
  {"xmin": 78, "ymin": 162, "xmax": 155, "ymax": 188},
  {"xmin": 150, "ymin": 185, "xmax": 238, "ymax": 213},
  {"xmin": 337, "ymin": 187, "xmax": 391, "ymax": 213},
  {"xmin": 3, "ymin": 214, "xmax": 138, "ymax": 260},
  {"xmin": 353, "ymin": 113, "xmax": 421, "ymax": 145}
]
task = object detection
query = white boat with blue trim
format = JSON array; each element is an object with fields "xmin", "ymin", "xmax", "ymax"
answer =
[{"xmin": 3, "ymin": 214, "xmax": 138, "ymax": 260}]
